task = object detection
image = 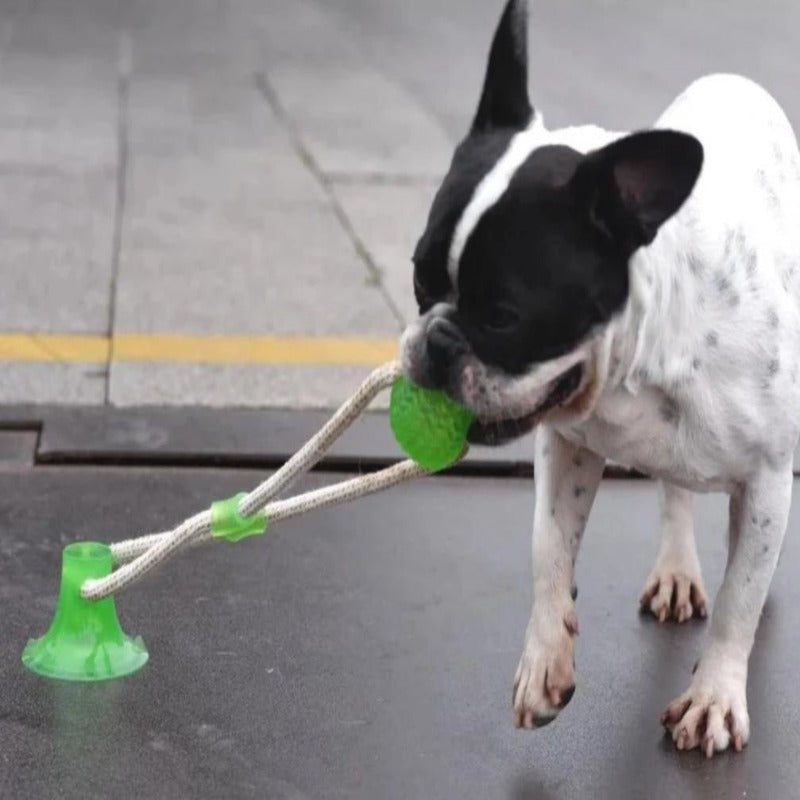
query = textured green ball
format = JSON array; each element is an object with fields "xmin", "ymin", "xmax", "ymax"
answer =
[{"xmin": 389, "ymin": 377, "xmax": 474, "ymax": 471}]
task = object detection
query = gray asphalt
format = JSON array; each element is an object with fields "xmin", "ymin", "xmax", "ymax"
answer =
[{"xmin": 4, "ymin": 462, "xmax": 800, "ymax": 799}]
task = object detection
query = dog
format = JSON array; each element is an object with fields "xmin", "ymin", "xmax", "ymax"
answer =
[{"xmin": 401, "ymin": 0, "xmax": 800, "ymax": 757}]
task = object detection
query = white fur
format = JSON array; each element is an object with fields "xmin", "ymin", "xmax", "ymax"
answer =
[
  {"xmin": 515, "ymin": 74, "xmax": 800, "ymax": 754},
  {"xmin": 415, "ymin": 73, "xmax": 800, "ymax": 754}
]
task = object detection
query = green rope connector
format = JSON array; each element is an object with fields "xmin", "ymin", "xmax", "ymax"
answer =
[{"xmin": 210, "ymin": 493, "xmax": 267, "ymax": 543}]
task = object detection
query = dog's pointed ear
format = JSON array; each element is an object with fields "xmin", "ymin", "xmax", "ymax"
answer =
[
  {"xmin": 471, "ymin": 0, "xmax": 533, "ymax": 133},
  {"xmin": 570, "ymin": 130, "xmax": 703, "ymax": 250}
]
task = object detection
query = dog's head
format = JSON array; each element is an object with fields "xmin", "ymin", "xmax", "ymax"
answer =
[{"xmin": 401, "ymin": 0, "xmax": 703, "ymax": 445}]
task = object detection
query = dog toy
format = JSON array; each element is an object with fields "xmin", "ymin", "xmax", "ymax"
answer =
[
  {"xmin": 389, "ymin": 375, "xmax": 473, "ymax": 471},
  {"xmin": 22, "ymin": 362, "xmax": 473, "ymax": 681}
]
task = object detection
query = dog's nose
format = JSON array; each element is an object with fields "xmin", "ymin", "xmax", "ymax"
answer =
[
  {"xmin": 423, "ymin": 316, "xmax": 466, "ymax": 388},
  {"xmin": 426, "ymin": 316, "xmax": 465, "ymax": 362}
]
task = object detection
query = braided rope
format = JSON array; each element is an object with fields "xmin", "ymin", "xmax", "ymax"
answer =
[{"xmin": 80, "ymin": 361, "xmax": 437, "ymax": 600}]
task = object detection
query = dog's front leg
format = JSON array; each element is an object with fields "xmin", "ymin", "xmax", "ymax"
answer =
[
  {"xmin": 513, "ymin": 425, "xmax": 605, "ymax": 729},
  {"xmin": 662, "ymin": 465, "xmax": 792, "ymax": 756}
]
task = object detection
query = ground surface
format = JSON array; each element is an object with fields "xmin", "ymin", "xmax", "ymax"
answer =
[
  {"xmin": 2, "ymin": 433, "xmax": 800, "ymax": 799},
  {"xmin": 2, "ymin": 0, "xmax": 800, "ymax": 406}
]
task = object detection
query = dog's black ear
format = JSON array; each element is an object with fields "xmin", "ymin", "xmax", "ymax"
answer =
[
  {"xmin": 570, "ymin": 130, "xmax": 703, "ymax": 250},
  {"xmin": 471, "ymin": 0, "xmax": 533, "ymax": 133}
]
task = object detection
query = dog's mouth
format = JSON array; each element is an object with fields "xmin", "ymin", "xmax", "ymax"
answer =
[{"xmin": 467, "ymin": 364, "xmax": 584, "ymax": 446}]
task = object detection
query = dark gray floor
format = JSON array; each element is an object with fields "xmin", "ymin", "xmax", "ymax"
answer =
[
  {"xmin": 3, "ymin": 457, "xmax": 800, "ymax": 799},
  {"xmin": 6, "ymin": 403, "xmax": 800, "ymax": 476}
]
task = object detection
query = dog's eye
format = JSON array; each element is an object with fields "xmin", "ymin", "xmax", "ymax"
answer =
[{"xmin": 483, "ymin": 305, "xmax": 520, "ymax": 333}]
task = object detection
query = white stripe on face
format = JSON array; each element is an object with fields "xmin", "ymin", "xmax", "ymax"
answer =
[{"xmin": 447, "ymin": 116, "xmax": 547, "ymax": 287}]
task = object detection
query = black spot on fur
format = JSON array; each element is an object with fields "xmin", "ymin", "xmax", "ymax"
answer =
[
  {"xmin": 692, "ymin": 357, "xmax": 701, "ymax": 370},
  {"xmin": 767, "ymin": 307, "xmax": 779, "ymax": 329},
  {"xmin": 572, "ymin": 455, "xmax": 583, "ymax": 468},
  {"xmin": 761, "ymin": 517, "xmax": 772, "ymax": 529},
  {"xmin": 768, "ymin": 359, "xmax": 780, "ymax": 377},
  {"xmin": 723, "ymin": 230, "xmax": 735, "ymax": 260},
  {"xmin": 660, "ymin": 397, "xmax": 680, "ymax": 426},
  {"xmin": 706, "ymin": 331, "xmax": 718, "ymax": 347},
  {"xmin": 762, "ymin": 544, "xmax": 770, "ymax": 554},
  {"xmin": 574, "ymin": 485, "xmax": 586, "ymax": 498},
  {"xmin": 715, "ymin": 271, "xmax": 730, "ymax": 294}
]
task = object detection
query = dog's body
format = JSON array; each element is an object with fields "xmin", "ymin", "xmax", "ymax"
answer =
[
  {"xmin": 552, "ymin": 74, "xmax": 800, "ymax": 489},
  {"xmin": 401, "ymin": 0, "xmax": 800, "ymax": 757}
]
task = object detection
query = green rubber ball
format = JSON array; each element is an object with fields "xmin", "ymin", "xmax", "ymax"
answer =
[{"xmin": 389, "ymin": 376, "xmax": 474, "ymax": 471}]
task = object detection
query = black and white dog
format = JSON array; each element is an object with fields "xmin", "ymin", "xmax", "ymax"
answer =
[{"xmin": 401, "ymin": 0, "xmax": 800, "ymax": 757}]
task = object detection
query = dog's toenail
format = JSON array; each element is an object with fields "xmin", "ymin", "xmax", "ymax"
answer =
[{"xmin": 560, "ymin": 685, "xmax": 576, "ymax": 707}]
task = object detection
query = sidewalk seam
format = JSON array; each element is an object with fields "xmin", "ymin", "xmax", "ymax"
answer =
[
  {"xmin": 105, "ymin": 34, "xmax": 132, "ymax": 404},
  {"xmin": 254, "ymin": 70, "xmax": 407, "ymax": 331}
]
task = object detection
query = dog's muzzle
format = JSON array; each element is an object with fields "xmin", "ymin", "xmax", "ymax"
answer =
[{"xmin": 467, "ymin": 363, "xmax": 584, "ymax": 446}]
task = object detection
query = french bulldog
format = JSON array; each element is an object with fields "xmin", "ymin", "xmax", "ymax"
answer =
[{"xmin": 401, "ymin": 0, "xmax": 800, "ymax": 757}]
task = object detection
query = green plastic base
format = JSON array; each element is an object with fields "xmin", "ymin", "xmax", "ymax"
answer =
[{"xmin": 22, "ymin": 541, "xmax": 148, "ymax": 681}]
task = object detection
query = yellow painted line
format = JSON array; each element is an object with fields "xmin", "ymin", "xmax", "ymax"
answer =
[
  {"xmin": 0, "ymin": 333, "xmax": 398, "ymax": 366},
  {"xmin": 0, "ymin": 334, "xmax": 110, "ymax": 363},
  {"xmin": 112, "ymin": 334, "xmax": 398, "ymax": 365}
]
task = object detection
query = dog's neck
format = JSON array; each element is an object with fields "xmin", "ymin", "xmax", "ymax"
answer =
[{"xmin": 587, "ymin": 217, "xmax": 707, "ymax": 405}]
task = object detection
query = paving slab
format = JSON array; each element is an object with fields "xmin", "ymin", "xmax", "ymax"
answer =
[
  {"xmin": 0, "ymin": 364, "xmax": 106, "ymax": 405},
  {"xmin": 2, "ymin": 464, "xmax": 800, "ymax": 798},
  {"xmin": 332, "ymin": 181, "xmax": 438, "ymax": 325},
  {"xmin": 0, "ymin": 37, "xmax": 118, "ymax": 335},
  {"xmin": 0, "ymin": 167, "xmax": 116, "ymax": 333},
  {"xmin": 252, "ymin": 0, "xmax": 453, "ymax": 179},
  {"xmin": 321, "ymin": 0, "xmax": 800, "ymax": 138},
  {"xmin": 108, "ymin": 1, "xmax": 403, "ymax": 408},
  {"xmin": 4, "ymin": 0, "xmax": 800, "ymax": 411},
  {"xmin": 108, "ymin": 363, "xmax": 393, "ymax": 410}
]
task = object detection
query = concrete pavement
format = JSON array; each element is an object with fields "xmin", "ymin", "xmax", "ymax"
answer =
[{"xmin": 2, "ymin": 0, "xmax": 800, "ymax": 407}]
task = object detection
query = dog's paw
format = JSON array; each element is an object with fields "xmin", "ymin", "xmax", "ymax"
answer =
[
  {"xmin": 513, "ymin": 604, "xmax": 578, "ymax": 729},
  {"xmin": 661, "ymin": 653, "xmax": 749, "ymax": 757},
  {"xmin": 640, "ymin": 556, "xmax": 708, "ymax": 623}
]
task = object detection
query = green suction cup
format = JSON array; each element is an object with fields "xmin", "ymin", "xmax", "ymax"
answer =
[
  {"xmin": 389, "ymin": 376, "xmax": 474, "ymax": 472},
  {"xmin": 22, "ymin": 541, "xmax": 148, "ymax": 681}
]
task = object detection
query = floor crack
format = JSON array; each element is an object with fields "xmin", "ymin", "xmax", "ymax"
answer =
[
  {"xmin": 106, "ymin": 33, "xmax": 132, "ymax": 404},
  {"xmin": 254, "ymin": 70, "xmax": 406, "ymax": 331}
]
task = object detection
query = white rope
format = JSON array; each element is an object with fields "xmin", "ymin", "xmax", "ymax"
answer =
[{"xmin": 81, "ymin": 361, "xmax": 442, "ymax": 601}]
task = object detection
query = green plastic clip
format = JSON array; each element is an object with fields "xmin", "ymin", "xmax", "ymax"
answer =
[{"xmin": 210, "ymin": 493, "xmax": 267, "ymax": 543}]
